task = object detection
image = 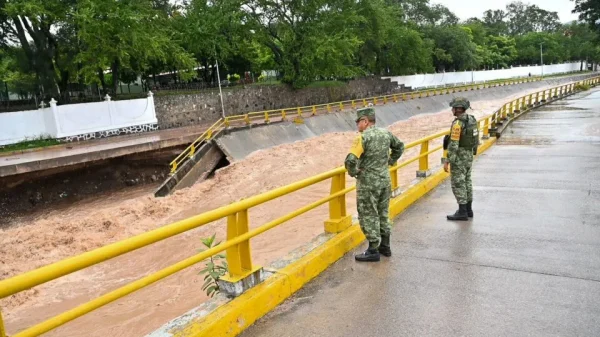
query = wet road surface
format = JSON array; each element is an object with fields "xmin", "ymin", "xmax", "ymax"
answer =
[{"xmin": 241, "ymin": 89, "xmax": 600, "ymax": 337}]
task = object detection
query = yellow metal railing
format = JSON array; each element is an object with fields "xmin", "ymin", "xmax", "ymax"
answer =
[
  {"xmin": 0, "ymin": 77, "xmax": 598, "ymax": 337},
  {"xmin": 168, "ymin": 76, "xmax": 553, "ymax": 174}
]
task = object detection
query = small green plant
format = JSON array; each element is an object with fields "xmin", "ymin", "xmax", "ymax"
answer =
[
  {"xmin": 198, "ymin": 234, "xmax": 228, "ymax": 297},
  {"xmin": 258, "ymin": 74, "xmax": 266, "ymax": 82},
  {"xmin": 229, "ymin": 73, "xmax": 241, "ymax": 83},
  {"xmin": 575, "ymin": 83, "xmax": 590, "ymax": 91}
]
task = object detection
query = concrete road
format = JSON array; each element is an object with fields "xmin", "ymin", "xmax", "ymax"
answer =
[{"xmin": 241, "ymin": 89, "xmax": 600, "ymax": 337}]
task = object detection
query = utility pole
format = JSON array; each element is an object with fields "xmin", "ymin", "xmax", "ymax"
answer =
[
  {"xmin": 540, "ymin": 43, "xmax": 544, "ymax": 78},
  {"xmin": 215, "ymin": 59, "xmax": 226, "ymax": 119}
]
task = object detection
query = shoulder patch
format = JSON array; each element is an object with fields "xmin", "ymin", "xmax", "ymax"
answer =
[
  {"xmin": 349, "ymin": 134, "xmax": 364, "ymax": 158},
  {"xmin": 450, "ymin": 122, "xmax": 462, "ymax": 141}
]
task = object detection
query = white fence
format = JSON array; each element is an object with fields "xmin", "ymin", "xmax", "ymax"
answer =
[
  {"xmin": 383, "ymin": 62, "xmax": 587, "ymax": 89},
  {"xmin": 0, "ymin": 93, "xmax": 157, "ymax": 146}
]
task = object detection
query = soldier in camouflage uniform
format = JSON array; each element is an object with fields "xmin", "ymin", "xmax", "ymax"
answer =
[
  {"xmin": 345, "ymin": 108, "xmax": 405, "ymax": 262},
  {"xmin": 443, "ymin": 97, "xmax": 479, "ymax": 221}
]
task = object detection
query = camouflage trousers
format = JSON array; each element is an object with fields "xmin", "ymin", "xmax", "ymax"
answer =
[
  {"xmin": 356, "ymin": 185, "xmax": 392, "ymax": 246},
  {"xmin": 451, "ymin": 161, "xmax": 473, "ymax": 205}
]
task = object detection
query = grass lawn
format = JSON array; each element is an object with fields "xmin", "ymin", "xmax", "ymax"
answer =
[{"xmin": 0, "ymin": 138, "xmax": 61, "ymax": 153}]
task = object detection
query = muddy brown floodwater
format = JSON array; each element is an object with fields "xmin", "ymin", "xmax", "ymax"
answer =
[{"xmin": 0, "ymin": 86, "xmax": 556, "ymax": 336}]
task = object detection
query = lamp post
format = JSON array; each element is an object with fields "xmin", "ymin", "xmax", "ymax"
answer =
[
  {"xmin": 540, "ymin": 43, "xmax": 544, "ymax": 78},
  {"xmin": 215, "ymin": 58, "xmax": 226, "ymax": 119}
]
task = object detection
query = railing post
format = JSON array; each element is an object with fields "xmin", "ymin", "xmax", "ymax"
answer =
[
  {"xmin": 417, "ymin": 140, "xmax": 430, "ymax": 177},
  {"xmin": 383, "ymin": 96, "xmax": 388, "ymax": 104},
  {"xmin": 265, "ymin": 112, "xmax": 270, "ymax": 123},
  {"xmin": 501, "ymin": 104, "xmax": 508, "ymax": 121},
  {"xmin": 0, "ymin": 308, "xmax": 6, "ymax": 337},
  {"xmin": 189, "ymin": 144, "xmax": 196, "ymax": 157},
  {"xmin": 363, "ymin": 99, "xmax": 368, "ymax": 107},
  {"xmin": 219, "ymin": 210, "xmax": 263, "ymax": 297},
  {"xmin": 390, "ymin": 167, "xmax": 399, "ymax": 191},
  {"xmin": 541, "ymin": 90, "xmax": 547, "ymax": 103},
  {"xmin": 327, "ymin": 104, "xmax": 332, "ymax": 113},
  {"xmin": 393, "ymin": 95, "xmax": 398, "ymax": 102},
  {"xmin": 324, "ymin": 172, "xmax": 352, "ymax": 233},
  {"xmin": 351, "ymin": 101, "xmax": 356, "ymax": 109},
  {"xmin": 339, "ymin": 102, "xmax": 344, "ymax": 111},
  {"xmin": 280, "ymin": 110, "xmax": 286, "ymax": 121},
  {"xmin": 245, "ymin": 114, "xmax": 251, "ymax": 124},
  {"xmin": 508, "ymin": 101, "xmax": 515, "ymax": 117},
  {"xmin": 374, "ymin": 97, "xmax": 379, "ymax": 105},
  {"xmin": 294, "ymin": 107, "xmax": 304, "ymax": 124},
  {"xmin": 482, "ymin": 117, "xmax": 490, "ymax": 139}
]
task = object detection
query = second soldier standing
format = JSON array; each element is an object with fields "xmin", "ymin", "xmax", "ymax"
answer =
[
  {"xmin": 444, "ymin": 97, "xmax": 479, "ymax": 221},
  {"xmin": 345, "ymin": 108, "xmax": 404, "ymax": 262}
]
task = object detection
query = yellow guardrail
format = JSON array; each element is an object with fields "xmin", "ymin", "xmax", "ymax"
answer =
[
  {"xmin": 168, "ymin": 76, "xmax": 554, "ymax": 174},
  {"xmin": 0, "ymin": 77, "xmax": 598, "ymax": 337}
]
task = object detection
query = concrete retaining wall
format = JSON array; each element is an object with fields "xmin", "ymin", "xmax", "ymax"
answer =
[
  {"xmin": 216, "ymin": 74, "xmax": 595, "ymax": 161},
  {"xmin": 153, "ymin": 77, "xmax": 404, "ymax": 129}
]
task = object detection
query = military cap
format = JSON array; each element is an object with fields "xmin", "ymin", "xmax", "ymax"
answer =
[
  {"xmin": 449, "ymin": 97, "xmax": 470, "ymax": 110},
  {"xmin": 355, "ymin": 107, "xmax": 375, "ymax": 122}
]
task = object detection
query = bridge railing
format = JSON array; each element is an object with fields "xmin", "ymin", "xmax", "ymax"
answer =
[
  {"xmin": 168, "ymin": 76, "xmax": 556, "ymax": 174},
  {"xmin": 0, "ymin": 77, "xmax": 598, "ymax": 337}
]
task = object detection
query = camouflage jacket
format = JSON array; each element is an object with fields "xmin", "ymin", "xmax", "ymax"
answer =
[
  {"xmin": 447, "ymin": 113, "xmax": 478, "ymax": 166},
  {"xmin": 344, "ymin": 126, "xmax": 404, "ymax": 189}
]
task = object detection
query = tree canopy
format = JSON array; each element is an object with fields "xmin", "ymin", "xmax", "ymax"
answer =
[{"xmin": 0, "ymin": 0, "xmax": 598, "ymax": 98}]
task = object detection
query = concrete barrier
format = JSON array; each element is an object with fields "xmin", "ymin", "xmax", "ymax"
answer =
[{"xmin": 215, "ymin": 74, "xmax": 595, "ymax": 162}]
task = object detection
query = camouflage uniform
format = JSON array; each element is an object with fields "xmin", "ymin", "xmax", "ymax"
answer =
[
  {"xmin": 447, "ymin": 113, "xmax": 478, "ymax": 204},
  {"xmin": 444, "ymin": 97, "xmax": 479, "ymax": 220},
  {"xmin": 345, "ymin": 108, "xmax": 404, "ymax": 260}
]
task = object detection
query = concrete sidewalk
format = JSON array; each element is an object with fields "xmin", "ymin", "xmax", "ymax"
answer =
[
  {"xmin": 0, "ymin": 125, "xmax": 207, "ymax": 177},
  {"xmin": 241, "ymin": 90, "xmax": 600, "ymax": 336}
]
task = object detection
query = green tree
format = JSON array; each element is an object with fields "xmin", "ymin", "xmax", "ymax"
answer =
[
  {"xmin": 176, "ymin": 0, "xmax": 250, "ymax": 83},
  {"xmin": 398, "ymin": 0, "xmax": 457, "ymax": 26},
  {"xmin": 562, "ymin": 22, "xmax": 600, "ymax": 69},
  {"xmin": 505, "ymin": 1, "xmax": 561, "ymax": 35},
  {"xmin": 482, "ymin": 9, "xmax": 508, "ymax": 36},
  {"xmin": 573, "ymin": 0, "xmax": 600, "ymax": 32},
  {"xmin": 487, "ymin": 35, "xmax": 518, "ymax": 68},
  {"xmin": 75, "ymin": 0, "xmax": 196, "ymax": 96},
  {"xmin": 424, "ymin": 25, "xmax": 479, "ymax": 71},
  {"xmin": 245, "ymin": 0, "xmax": 364, "ymax": 87},
  {"xmin": 355, "ymin": 0, "xmax": 433, "ymax": 75},
  {"xmin": 1, "ymin": 0, "xmax": 76, "ymax": 99},
  {"xmin": 514, "ymin": 32, "xmax": 567, "ymax": 65}
]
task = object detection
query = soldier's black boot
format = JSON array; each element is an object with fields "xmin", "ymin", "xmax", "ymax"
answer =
[
  {"xmin": 378, "ymin": 235, "xmax": 392, "ymax": 257},
  {"xmin": 466, "ymin": 201, "xmax": 473, "ymax": 218},
  {"xmin": 447, "ymin": 204, "xmax": 469, "ymax": 221},
  {"xmin": 355, "ymin": 242, "xmax": 380, "ymax": 262}
]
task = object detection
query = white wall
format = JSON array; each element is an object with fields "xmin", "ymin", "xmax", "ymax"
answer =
[
  {"xmin": 0, "ymin": 108, "xmax": 52, "ymax": 145},
  {"xmin": 0, "ymin": 93, "xmax": 157, "ymax": 146},
  {"xmin": 383, "ymin": 62, "xmax": 587, "ymax": 89}
]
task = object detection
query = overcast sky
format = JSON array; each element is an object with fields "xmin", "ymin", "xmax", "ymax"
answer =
[{"xmin": 431, "ymin": 0, "xmax": 580, "ymax": 23}]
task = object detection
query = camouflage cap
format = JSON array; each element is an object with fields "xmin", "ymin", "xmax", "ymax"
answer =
[
  {"xmin": 449, "ymin": 97, "xmax": 470, "ymax": 110},
  {"xmin": 355, "ymin": 107, "xmax": 375, "ymax": 122}
]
